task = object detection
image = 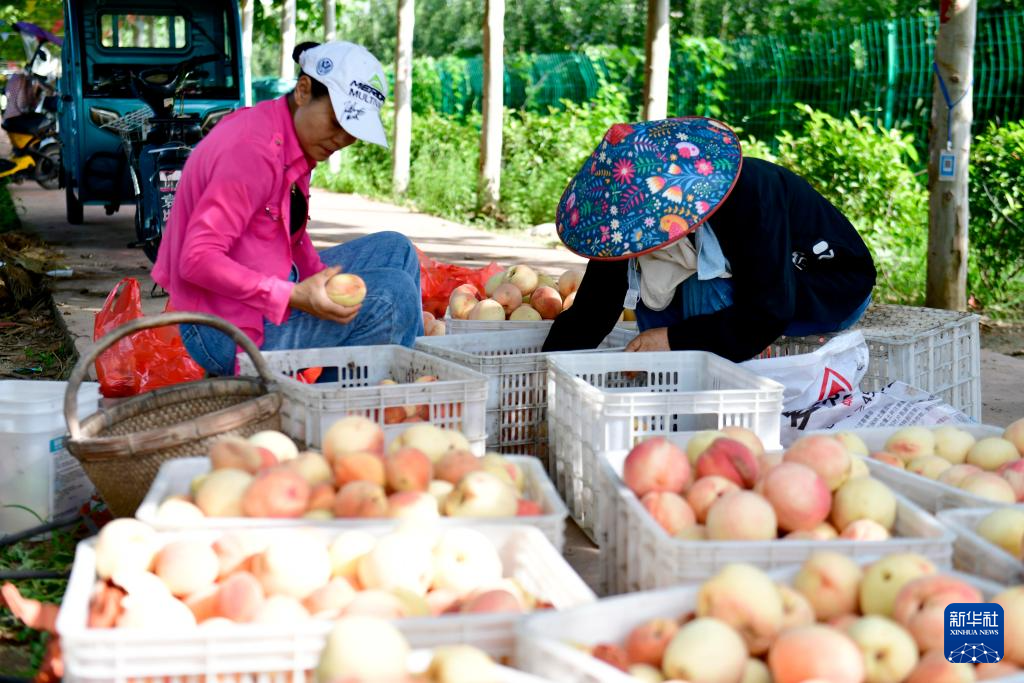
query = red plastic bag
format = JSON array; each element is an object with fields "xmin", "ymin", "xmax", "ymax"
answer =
[
  {"xmin": 93, "ymin": 278, "xmax": 205, "ymax": 398},
  {"xmin": 415, "ymin": 246, "xmax": 503, "ymax": 318}
]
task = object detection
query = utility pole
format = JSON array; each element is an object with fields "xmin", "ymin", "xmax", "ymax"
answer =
[
  {"xmin": 393, "ymin": 0, "xmax": 415, "ymax": 194},
  {"xmin": 478, "ymin": 0, "xmax": 504, "ymax": 215},
  {"xmin": 642, "ymin": 0, "xmax": 670, "ymax": 120}
]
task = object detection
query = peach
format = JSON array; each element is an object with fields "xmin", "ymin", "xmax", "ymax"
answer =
[
  {"xmin": 939, "ymin": 463, "xmax": 983, "ymax": 487},
  {"xmin": 215, "ymin": 571, "xmax": 265, "ymax": 622},
  {"xmin": 785, "ymin": 522, "xmax": 841, "ymax": 540},
  {"xmin": 287, "ymin": 451, "xmax": 333, "ymax": 486},
  {"xmin": 830, "ymin": 476, "xmax": 897, "ymax": 532},
  {"xmin": 431, "ymin": 528, "xmax": 503, "ymax": 596},
  {"xmin": 154, "ymin": 540, "xmax": 219, "ymax": 597},
  {"xmin": 905, "ymin": 650, "xmax": 975, "ymax": 683},
  {"xmin": 241, "ymin": 467, "xmax": 311, "ymax": 518},
  {"xmin": 384, "ymin": 447, "xmax": 433, "ymax": 492},
  {"xmin": 993, "ymin": 586, "xmax": 1024, "ymax": 665},
  {"xmin": 357, "ymin": 532, "xmax": 435, "ymax": 597},
  {"xmin": 506, "ymin": 264, "xmax": 539, "ymax": 296},
  {"xmin": 333, "ymin": 481, "xmax": 389, "ymax": 518},
  {"xmin": 334, "ymin": 451, "xmax": 386, "ymax": 488},
  {"xmin": 792, "ymin": 552, "xmax": 864, "ymax": 621},
  {"xmin": 303, "ymin": 509, "xmax": 333, "ymax": 521},
  {"xmin": 154, "ymin": 497, "xmax": 206, "ymax": 525},
  {"xmin": 705, "ymin": 491, "xmax": 778, "ymax": 541},
  {"xmin": 308, "ymin": 483, "xmax": 336, "ymax": 511},
  {"xmin": 873, "ymin": 451, "xmax": 906, "ymax": 469},
  {"xmin": 885, "ymin": 426, "xmax": 936, "ymax": 461},
  {"xmin": 184, "ymin": 584, "xmax": 219, "ymax": 623},
  {"xmin": 959, "ymin": 471, "xmax": 1017, "ymax": 503},
  {"xmin": 623, "ymin": 437, "xmax": 691, "ymax": 497},
  {"xmin": 317, "ymin": 615, "xmax": 410, "ymax": 681},
  {"xmin": 761, "ymin": 462, "xmax": 831, "ymax": 532},
  {"xmin": 686, "ymin": 476, "xmax": 740, "ymax": 523},
  {"xmin": 422, "ymin": 310, "xmax": 437, "ymax": 330},
  {"xmin": 480, "ymin": 454, "xmax": 525, "ymax": 492},
  {"xmin": 212, "ymin": 531, "xmax": 263, "ymax": 578},
  {"xmin": 328, "ymin": 531, "xmax": 377, "ymax": 581},
  {"xmin": 784, "ymin": 435, "xmax": 853, "ymax": 490},
  {"xmin": 449, "ymin": 283, "xmax": 481, "ymax": 320},
  {"xmin": 323, "ymin": 415, "xmax": 385, "ymax": 460},
  {"xmin": 325, "ymin": 273, "xmax": 367, "ymax": 306},
  {"xmin": 444, "ymin": 470, "xmax": 518, "ymax": 517},
  {"xmin": 252, "ymin": 532, "xmax": 331, "ymax": 600},
  {"xmin": 846, "ymin": 615, "xmax": 920, "ymax": 683},
  {"xmin": 468, "ymin": 298, "xmax": 506, "ymax": 321},
  {"xmin": 860, "ymin": 554, "xmax": 937, "ymax": 617},
  {"xmin": 591, "ymin": 643, "xmax": 630, "ymax": 672},
  {"xmin": 839, "ymin": 518, "xmax": 891, "ymax": 540},
  {"xmin": 116, "ymin": 591, "xmax": 196, "ymax": 630},
  {"xmin": 429, "ymin": 319, "xmax": 446, "ymax": 335},
  {"xmin": 428, "ymin": 479, "xmax": 455, "ymax": 510},
  {"xmin": 641, "ymin": 492, "xmax": 696, "ymax": 536},
  {"xmin": 1001, "ymin": 460, "xmax": 1024, "ymax": 501},
  {"xmin": 302, "ymin": 576, "xmax": 356, "ymax": 618},
  {"xmin": 195, "ymin": 469, "xmax": 254, "ymax": 517},
  {"xmin": 675, "ymin": 524, "xmax": 707, "ymax": 540},
  {"xmin": 976, "ymin": 508, "xmax": 1024, "ymax": 557},
  {"xmin": 509, "ymin": 304, "xmax": 542, "ymax": 321},
  {"xmin": 248, "ymin": 430, "xmax": 299, "ymax": 463},
  {"xmin": 624, "ymin": 618, "xmax": 679, "ymax": 668},
  {"xmin": 662, "ymin": 617, "xmax": 748, "ymax": 683},
  {"xmin": 434, "ymin": 450, "xmax": 482, "ymax": 485},
  {"xmin": 1005, "ymin": 417, "xmax": 1024, "ymax": 456},
  {"xmin": 848, "ymin": 456, "xmax": 870, "ymax": 479},
  {"xmin": 209, "ymin": 435, "xmax": 263, "ymax": 473},
  {"xmin": 484, "ymin": 271, "xmax": 507, "ymax": 296},
  {"xmin": 907, "ymin": 454, "xmax": 953, "ymax": 479},
  {"xmin": 697, "ymin": 563, "xmax": 784, "ymax": 655},
  {"xmin": 835, "ymin": 431, "xmax": 870, "ymax": 456},
  {"xmin": 685, "ymin": 431, "xmax": 725, "ymax": 466},
  {"xmin": 389, "ymin": 423, "xmax": 452, "ymax": 462},
  {"xmin": 777, "ymin": 583, "xmax": 816, "ymax": 630},
  {"xmin": 967, "ymin": 437, "xmax": 1021, "ymax": 471},
  {"xmin": 696, "ymin": 438, "xmax": 760, "ymax": 488},
  {"xmin": 492, "ymin": 282, "xmax": 523, "ymax": 316},
  {"xmin": 460, "ymin": 588, "xmax": 522, "ymax": 614},
  {"xmin": 719, "ymin": 426, "xmax": 765, "ymax": 458},
  {"xmin": 893, "ymin": 574, "xmax": 983, "ymax": 652},
  {"xmin": 628, "ymin": 664, "xmax": 666, "ymax": 683},
  {"xmin": 428, "ymin": 645, "xmax": 498, "ymax": 682},
  {"xmin": 934, "ymin": 426, "xmax": 976, "ymax": 464},
  {"xmin": 741, "ymin": 659, "xmax": 772, "ymax": 683},
  {"xmin": 516, "ymin": 499, "xmax": 543, "ymax": 516},
  {"xmin": 558, "ymin": 268, "xmax": 584, "ymax": 299},
  {"xmin": 425, "ymin": 588, "xmax": 462, "ymax": 615},
  {"xmin": 530, "ymin": 286, "xmax": 563, "ymax": 319},
  {"xmin": 977, "ymin": 662, "xmax": 1021, "ymax": 680},
  {"xmin": 387, "ymin": 491, "xmax": 441, "ymax": 522},
  {"xmin": 768, "ymin": 625, "xmax": 865, "ymax": 683}
]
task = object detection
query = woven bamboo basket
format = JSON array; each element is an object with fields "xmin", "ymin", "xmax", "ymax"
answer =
[{"xmin": 64, "ymin": 312, "xmax": 282, "ymax": 517}]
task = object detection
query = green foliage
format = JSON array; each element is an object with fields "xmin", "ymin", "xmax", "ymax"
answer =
[
  {"xmin": 0, "ymin": 181, "xmax": 21, "ymax": 232},
  {"xmin": 669, "ymin": 35, "xmax": 734, "ymax": 118},
  {"xmin": 969, "ymin": 121, "xmax": 1024, "ymax": 315},
  {"xmin": 767, "ymin": 104, "xmax": 928, "ymax": 305}
]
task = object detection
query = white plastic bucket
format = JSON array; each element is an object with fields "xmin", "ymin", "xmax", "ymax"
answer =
[{"xmin": 0, "ymin": 380, "xmax": 100, "ymax": 535}]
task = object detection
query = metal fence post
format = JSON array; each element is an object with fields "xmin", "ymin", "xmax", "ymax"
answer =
[{"xmin": 885, "ymin": 20, "xmax": 898, "ymax": 129}]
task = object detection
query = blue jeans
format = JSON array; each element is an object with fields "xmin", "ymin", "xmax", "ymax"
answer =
[
  {"xmin": 634, "ymin": 276, "xmax": 871, "ymax": 337},
  {"xmin": 180, "ymin": 231, "xmax": 424, "ymax": 376}
]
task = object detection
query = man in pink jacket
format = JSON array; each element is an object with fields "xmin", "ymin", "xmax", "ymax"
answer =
[{"xmin": 153, "ymin": 41, "xmax": 423, "ymax": 375}]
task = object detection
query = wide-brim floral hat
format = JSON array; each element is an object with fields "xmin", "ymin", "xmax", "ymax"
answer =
[{"xmin": 556, "ymin": 117, "xmax": 742, "ymax": 260}]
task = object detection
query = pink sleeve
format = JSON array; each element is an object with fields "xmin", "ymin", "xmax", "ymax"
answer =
[
  {"xmin": 292, "ymin": 229, "xmax": 325, "ymax": 279},
  {"xmin": 177, "ymin": 149, "xmax": 295, "ymax": 325}
]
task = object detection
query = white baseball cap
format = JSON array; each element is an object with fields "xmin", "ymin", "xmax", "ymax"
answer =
[{"xmin": 298, "ymin": 41, "xmax": 389, "ymax": 148}]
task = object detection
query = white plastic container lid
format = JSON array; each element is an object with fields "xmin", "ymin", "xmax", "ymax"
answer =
[{"xmin": 0, "ymin": 380, "xmax": 100, "ymax": 433}]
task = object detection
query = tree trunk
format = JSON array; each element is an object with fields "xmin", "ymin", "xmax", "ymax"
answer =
[
  {"xmin": 241, "ymin": 0, "xmax": 254, "ymax": 106},
  {"xmin": 478, "ymin": 0, "xmax": 504, "ymax": 215},
  {"xmin": 926, "ymin": 0, "xmax": 976, "ymax": 311},
  {"xmin": 642, "ymin": 0, "xmax": 670, "ymax": 120},
  {"xmin": 279, "ymin": 0, "xmax": 297, "ymax": 79},
  {"xmin": 393, "ymin": 0, "xmax": 415, "ymax": 194},
  {"xmin": 323, "ymin": 0, "xmax": 336, "ymax": 42}
]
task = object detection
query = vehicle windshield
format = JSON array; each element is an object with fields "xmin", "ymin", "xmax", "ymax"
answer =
[{"xmin": 83, "ymin": 4, "xmax": 238, "ymax": 100}]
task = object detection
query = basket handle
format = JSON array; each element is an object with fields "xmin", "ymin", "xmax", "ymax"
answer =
[{"xmin": 64, "ymin": 311, "xmax": 277, "ymax": 439}]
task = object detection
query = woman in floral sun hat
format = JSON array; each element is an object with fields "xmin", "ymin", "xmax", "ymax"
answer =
[{"xmin": 542, "ymin": 117, "xmax": 876, "ymax": 362}]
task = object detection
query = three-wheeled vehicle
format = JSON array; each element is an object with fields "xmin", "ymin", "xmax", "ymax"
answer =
[{"xmin": 59, "ymin": 0, "xmax": 245, "ymax": 257}]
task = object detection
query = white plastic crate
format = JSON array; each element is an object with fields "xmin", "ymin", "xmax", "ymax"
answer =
[
  {"xmin": 445, "ymin": 316, "xmax": 555, "ymax": 334},
  {"xmin": 598, "ymin": 448, "xmax": 954, "ymax": 594},
  {"xmin": 236, "ymin": 345, "xmax": 488, "ymax": 453},
  {"xmin": 819, "ymin": 425, "xmax": 1012, "ymax": 513},
  {"xmin": 938, "ymin": 506, "xmax": 1024, "ymax": 585},
  {"xmin": 516, "ymin": 562, "xmax": 1014, "ymax": 683},
  {"xmin": 414, "ymin": 327, "xmax": 635, "ymax": 458},
  {"xmin": 546, "ymin": 351, "xmax": 784, "ymax": 541},
  {"xmin": 765, "ymin": 304, "xmax": 982, "ymax": 419},
  {"xmin": 57, "ymin": 525, "xmax": 596, "ymax": 682},
  {"xmin": 135, "ymin": 456, "xmax": 569, "ymax": 551}
]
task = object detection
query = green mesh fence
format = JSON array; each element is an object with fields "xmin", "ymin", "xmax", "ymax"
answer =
[{"xmin": 425, "ymin": 10, "xmax": 1024, "ymax": 144}]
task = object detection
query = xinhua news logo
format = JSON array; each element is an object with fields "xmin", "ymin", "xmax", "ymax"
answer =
[{"xmin": 944, "ymin": 603, "xmax": 1004, "ymax": 664}]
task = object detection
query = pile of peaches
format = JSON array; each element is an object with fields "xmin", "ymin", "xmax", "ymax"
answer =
[
  {"xmin": 621, "ymin": 427, "xmax": 905, "ymax": 542},
  {"xmin": 972, "ymin": 507, "xmax": 1024, "ymax": 563},
  {"xmin": 868, "ymin": 419, "xmax": 1024, "ymax": 503},
  {"xmin": 582, "ymin": 552, "xmax": 1024, "ymax": 682},
  {"xmin": 153, "ymin": 418, "xmax": 544, "ymax": 524},
  {"xmin": 86, "ymin": 521, "xmax": 551, "ymax": 631},
  {"xmin": 447, "ymin": 265, "xmax": 583, "ymax": 322}
]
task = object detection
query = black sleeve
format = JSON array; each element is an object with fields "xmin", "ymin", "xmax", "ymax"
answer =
[
  {"xmin": 664, "ymin": 163, "xmax": 795, "ymax": 362},
  {"xmin": 542, "ymin": 259, "xmax": 628, "ymax": 351}
]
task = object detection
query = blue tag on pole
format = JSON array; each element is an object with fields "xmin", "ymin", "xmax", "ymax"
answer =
[
  {"xmin": 945, "ymin": 603, "xmax": 1004, "ymax": 664},
  {"xmin": 939, "ymin": 151, "xmax": 956, "ymax": 181}
]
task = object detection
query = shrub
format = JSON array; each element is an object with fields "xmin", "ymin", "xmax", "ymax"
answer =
[{"xmin": 0, "ymin": 181, "xmax": 20, "ymax": 232}]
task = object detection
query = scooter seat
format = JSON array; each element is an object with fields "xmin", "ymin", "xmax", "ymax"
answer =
[{"xmin": 2, "ymin": 112, "xmax": 51, "ymax": 136}]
